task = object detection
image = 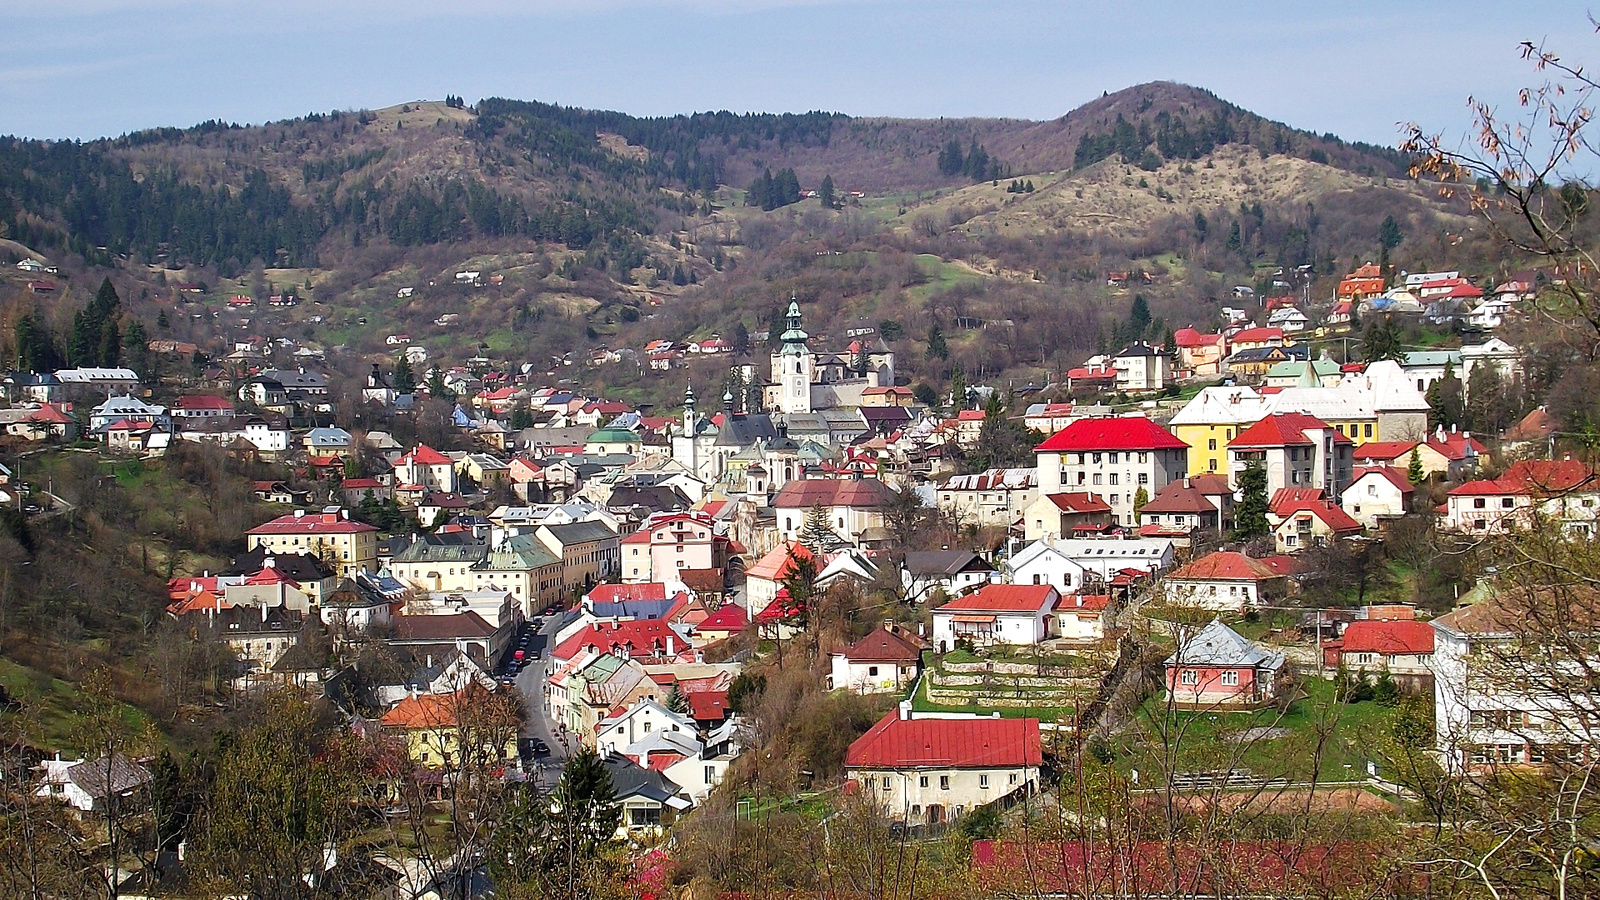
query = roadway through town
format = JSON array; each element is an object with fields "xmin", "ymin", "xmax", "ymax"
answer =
[{"xmin": 512, "ymin": 609, "xmax": 572, "ymax": 788}]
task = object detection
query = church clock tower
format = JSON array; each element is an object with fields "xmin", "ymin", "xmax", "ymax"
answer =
[{"xmin": 775, "ymin": 299, "xmax": 814, "ymax": 414}]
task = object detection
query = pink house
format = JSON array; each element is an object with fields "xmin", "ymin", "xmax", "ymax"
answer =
[{"xmin": 1164, "ymin": 619, "xmax": 1285, "ymax": 708}]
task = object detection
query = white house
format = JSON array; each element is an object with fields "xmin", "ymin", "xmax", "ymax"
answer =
[
  {"xmin": 594, "ymin": 698, "xmax": 697, "ymax": 755},
  {"xmin": 902, "ymin": 550, "xmax": 995, "ymax": 603},
  {"xmin": 931, "ymin": 583, "xmax": 1059, "ymax": 650},
  {"xmin": 1054, "ymin": 593, "xmax": 1110, "ymax": 643},
  {"xmin": 1035, "ymin": 417, "xmax": 1188, "ymax": 527},
  {"xmin": 1340, "ymin": 467, "xmax": 1415, "ymax": 529},
  {"xmin": 34, "ymin": 754, "xmax": 151, "ymax": 813},
  {"xmin": 847, "ymin": 709, "xmax": 1042, "ymax": 827},
  {"xmin": 1111, "ymin": 342, "xmax": 1170, "ymax": 392},
  {"xmin": 829, "ymin": 624, "xmax": 926, "ymax": 694},
  {"xmin": 1159, "ymin": 551, "xmax": 1287, "ymax": 614},
  {"xmin": 1007, "ymin": 537, "xmax": 1176, "ymax": 595},
  {"xmin": 772, "ymin": 477, "xmax": 894, "ymax": 547}
]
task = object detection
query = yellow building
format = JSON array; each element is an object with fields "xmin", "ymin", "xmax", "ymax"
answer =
[
  {"xmin": 1167, "ymin": 388, "xmax": 1276, "ymax": 477},
  {"xmin": 379, "ymin": 688, "xmax": 519, "ymax": 770},
  {"xmin": 246, "ymin": 510, "xmax": 379, "ymax": 578}
]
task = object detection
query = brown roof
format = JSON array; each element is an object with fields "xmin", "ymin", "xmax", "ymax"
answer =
[
  {"xmin": 1168, "ymin": 551, "xmax": 1282, "ymax": 582},
  {"xmin": 772, "ymin": 477, "xmax": 895, "ymax": 509},
  {"xmin": 1139, "ymin": 480, "xmax": 1218, "ymax": 515},
  {"xmin": 839, "ymin": 625, "xmax": 926, "ymax": 663},
  {"xmin": 391, "ymin": 612, "xmax": 495, "ymax": 642}
]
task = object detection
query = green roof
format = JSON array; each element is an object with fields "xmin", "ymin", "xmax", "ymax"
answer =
[
  {"xmin": 480, "ymin": 534, "xmax": 561, "ymax": 571},
  {"xmin": 1266, "ymin": 359, "xmax": 1340, "ymax": 378},
  {"xmin": 586, "ymin": 428, "xmax": 640, "ymax": 443}
]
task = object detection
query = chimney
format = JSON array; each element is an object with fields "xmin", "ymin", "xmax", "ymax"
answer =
[
  {"xmin": 1183, "ymin": 477, "xmax": 1191, "ymax": 489},
  {"xmin": 293, "ymin": 509, "xmax": 305, "ymax": 519},
  {"xmin": 341, "ymin": 509, "xmax": 350, "ymax": 520},
  {"xmin": 897, "ymin": 700, "xmax": 911, "ymax": 720}
]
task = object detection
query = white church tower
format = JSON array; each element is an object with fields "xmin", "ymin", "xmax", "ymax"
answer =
[{"xmin": 774, "ymin": 299, "xmax": 814, "ymax": 414}]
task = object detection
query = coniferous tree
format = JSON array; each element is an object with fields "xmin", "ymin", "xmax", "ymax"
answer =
[
  {"xmin": 1427, "ymin": 362, "xmax": 1465, "ymax": 428},
  {"xmin": 393, "ymin": 355, "xmax": 416, "ymax": 395},
  {"xmin": 1407, "ymin": 447, "xmax": 1425, "ymax": 487},
  {"xmin": 937, "ymin": 139, "xmax": 964, "ymax": 177},
  {"xmin": 123, "ymin": 319, "xmax": 148, "ymax": 380},
  {"xmin": 926, "ymin": 324, "xmax": 948, "ymax": 361},
  {"xmin": 818, "ymin": 174, "xmax": 836, "ymax": 209},
  {"xmin": 1233, "ymin": 460, "xmax": 1270, "ymax": 539},
  {"xmin": 798, "ymin": 506, "xmax": 843, "ymax": 553}
]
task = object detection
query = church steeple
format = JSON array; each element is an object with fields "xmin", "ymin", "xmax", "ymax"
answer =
[
  {"xmin": 779, "ymin": 296, "xmax": 809, "ymax": 353},
  {"xmin": 683, "ymin": 383, "xmax": 697, "ymax": 432}
]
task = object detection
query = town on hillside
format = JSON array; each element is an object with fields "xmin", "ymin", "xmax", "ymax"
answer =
[{"xmin": 0, "ymin": 242, "xmax": 1593, "ymax": 895}]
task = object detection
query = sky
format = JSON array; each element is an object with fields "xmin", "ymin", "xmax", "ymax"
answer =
[{"xmin": 2, "ymin": 0, "xmax": 1596, "ymax": 151}]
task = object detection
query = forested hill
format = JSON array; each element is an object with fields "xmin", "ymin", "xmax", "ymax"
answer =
[
  {"xmin": 0, "ymin": 83, "xmax": 1405, "ymax": 276},
  {"xmin": 0, "ymin": 83, "xmax": 1476, "ymax": 407}
]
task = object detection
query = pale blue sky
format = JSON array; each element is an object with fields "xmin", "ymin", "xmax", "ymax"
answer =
[{"xmin": 1, "ymin": 0, "xmax": 1594, "ymax": 150}]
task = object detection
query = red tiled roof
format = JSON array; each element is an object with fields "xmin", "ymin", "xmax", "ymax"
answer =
[
  {"xmin": 176, "ymin": 394, "xmax": 232, "ymax": 410},
  {"xmin": 1351, "ymin": 441, "xmax": 1418, "ymax": 462},
  {"xmin": 935, "ymin": 584, "xmax": 1057, "ymax": 614},
  {"xmin": 754, "ymin": 588, "xmax": 805, "ymax": 624},
  {"xmin": 248, "ymin": 512, "xmax": 377, "ymax": 535},
  {"xmin": 398, "ymin": 444, "xmax": 452, "ymax": 466},
  {"xmin": 1350, "ymin": 467, "xmax": 1414, "ymax": 494},
  {"xmin": 342, "ymin": 477, "xmax": 382, "ymax": 489},
  {"xmin": 1424, "ymin": 433, "xmax": 1488, "ymax": 461},
  {"xmin": 697, "ymin": 604, "xmax": 749, "ymax": 632},
  {"xmin": 687, "ymin": 691, "xmax": 730, "ymax": 722},
  {"xmin": 1270, "ymin": 488, "xmax": 1325, "ymax": 508},
  {"xmin": 553, "ymin": 619, "xmax": 687, "ymax": 661},
  {"xmin": 846, "ymin": 713, "xmax": 1042, "ymax": 769},
  {"xmin": 1449, "ymin": 458, "xmax": 1599, "ymax": 498},
  {"xmin": 1229, "ymin": 413, "xmax": 1348, "ymax": 449},
  {"xmin": 1271, "ymin": 497, "xmax": 1361, "ymax": 533},
  {"xmin": 588, "ymin": 583, "xmax": 670, "ymax": 604},
  {"xmin": 1056, "ymin": 593, "xmax": 1110, "ymax": 612},
  {"xmin": 1258, "ymin": 555, "xmax": 1301, "ymax": 576},
  {"xmin": 1231, "ymin": 327, "xmax": 1284, "ymax": 343},
  {"xmin": 381, "ymin": 692, "xmax": 466, "ymax": 729},
  {"xmin": 1042, "ymin": 492, "xmax": 1112, "ymax": 514},
  {"xmin": 1168, "ymin": 551, "xmax": 1281, "ymax": 582},
  {"xmin": 1340, "ymin": 618, "xmax": 1434, "ymax": 655},
  {"xmin": 956, "ymin": 410, "xmax": 986, "ymax": 422},
  {"xmin": 839, "ymin": 626, "xmax": 925, "ymax": 662},
  {"xmin": 1035, "ymin": 417, "xmax": 1187, "ymax": 452},
  {"xmin": 23, "ymin": 404, "xmax": 74, "ymax": 424}
]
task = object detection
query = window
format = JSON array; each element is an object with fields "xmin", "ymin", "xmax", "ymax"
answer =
[
  {"xmin": 883, "ymin": 777, "xmax": 891, "ymax": 790},
  {"xmin": 1364, "ymin": 424, "xmax": 1373, "ymax": 438},
  {"xmin": 1209, "ymin": 459, "xmax": 1218, "ymax": 471},
  {"xmin": 1109, "ymin": 473, "xmax": 1119, "ymax": 485},
  {"xmin": 1092, "ymin": 453, "xmax": 1102, "ymax": 464},
  {"xmin": 979, "ymin": 773, "xmax": 990, "ymax": 789},
  {"xmin": 705, "ymin": 766, "xmax": 716, "ymax": 784},
  {"xmin": 1138, "ymin": 473, "xmax": 1149, "ymax": 485},
  {"xmin": 1220, "ymin": 671, "xmax": 1240, "ymax": 686},
  {"xmin": 868, "ymin": 666, "xmax": 879, "ymax": 676},
  {"xmin": 912, "ymin": 805, "xmax": 921, "ymax": 815},
  {"xmin": 1009, "ymin": 773, "xmax": 1019, "ymax": 785},
  {"xmin": 1032, "ymin": 574, "xmax": 1042, "ymax": 585},
  {"xmin": 643, "ymin": 722, "xmax": 651, "ymax": 733},
  {"xmin": 1179, "ymin": 670, "xmax": 1199, "ymax": 685},
  {"xmin": 919, "ymin": 776, "xmax": 929, "ymax": 788},
  {"xmin": 1093, "ymin": 474, "xmax": 1103, "ymax": 485},
  {"xmin": 1138, "ymin": 452, "xmax": 1147, "ymax": 463},
  {"xmin": 1208, "ymin": 439, "xmax": 1217, "ymax": 450},
  {"xmin": 1502, "ymin": 498, "xmax": 1515, "ymax": 508},
  {"xmin": 940, "ymin": 775, "xmax": 950, "ymax": 790}
]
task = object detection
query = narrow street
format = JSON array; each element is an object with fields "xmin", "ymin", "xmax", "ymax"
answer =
[{"xmin": 511, "ymin": 610, "xmax": 573, "ymax": 788}]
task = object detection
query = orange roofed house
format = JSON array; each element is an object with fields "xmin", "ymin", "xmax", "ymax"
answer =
[{"xmin": 846, "ymin": 710, "xmax": 1042, "ymax": 826}]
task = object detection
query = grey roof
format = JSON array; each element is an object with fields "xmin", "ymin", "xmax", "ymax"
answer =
[
  {"xmin": 904, "ymin": 550, "xmax": 994, "ymax": 577},
  {"xmin": 541, "ymin": 520, "xmax": 618, "ymax": 545},
  {"xmin": 601, "ymin": 751, "xmax": 689, "ymax": 807},
  {"xmin": 1166, "ymin": 619, "xmax": 1285, "ymax": 670},
  {"xmin": 223, "ymin": 547, "xmax": 335, "ymax": 581},
  {"xmin": 393, "ymin": 542, "xmax": 488, "ymax": 565},
  {"xmin": 478, "ymin": 534, "xmax": 561, "ymax": 571},
  {"xmin": 66, "ymin": 754, "xmax": 151, "ymax": 799},
  {"xmin": 713, "ymin": 412, "xmax": 780, "ymax": 447},
  {"xmin": 261, "ymin": 369, "xmax": 328, "ymax": 389}
]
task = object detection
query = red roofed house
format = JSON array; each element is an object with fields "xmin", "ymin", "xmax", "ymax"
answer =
[
  {"xmin": 394, "ymin": 444, "xmax": 457, "ymax": 495},
  {"xmin": 772, "ymin": 477, "xmax": 895, "ymax": 547},
  {"xmin": 1228, "ymin": 327, "xmax": 1286, "ymax": 351},
  {"xmin": 1228, "ymin": 413, "xmax": 1353, "ymax": 499},
  {"xmin": 8, "ymin": 403, "xmax": 79, "ymax": 442},
  {"xmin": 829, "ymin": 622, "xmax": 927, "ymax": 693},
  {"xmin": 172, "ymin": 394, "xmax": 234, "ymax": 418},
  {"xmin": 1340, "ymin": 467, "xmax": 1415, "ymax": 529},
  {"xmin": 1442, "ymin": 458, "xmax": 1600, "ymax": 536},
  {"xmin": 846, "ymin": 710, "xmax": 1042, "ymax": 826},
  {"xmin": 694, "ymin": 603, "xmax": 749, "ymax": 643},
  {"xmin": 954, "ymin": 409, "xmax": 987, "ymax": 448},
  {"xmin": 1035, "ymin": 416, "xmax": 1189, "ymax": 527},
  {"xmin": 246, "ymin": 510, "xmax": 379, "ymax": 578},
  {"xmin": 743, "ymin": 540, "xmax": 815, "ymax": 613},
  {"xmin": 1022, "ymin": 491, "xmax": 1113, "ymax": 541},
  {"xmin": 1160, "ymin": 551, "xmax": 1288, "ymax": 613},
  {"xmin": 550, "ymin": 619, "xmax": 692, "ymax": 668},
  {"xmin": 1268, "ymin": 490, "xmax": 1362, "ymax": 552},
  {"xmin": 1172, "ymin": 327, "xmax": 1227, "ymax": 377},
  {"xmin": 931, "ymin": 584, "xmax": 1060, "ymax": 651},
  {"xmin": 1323, "ymin": 612, "xmax": 1435, "ymax": 692}
]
